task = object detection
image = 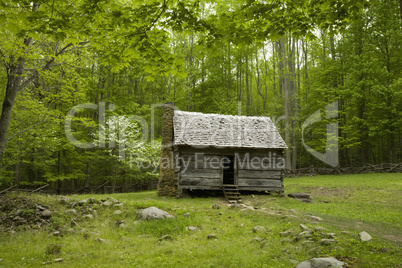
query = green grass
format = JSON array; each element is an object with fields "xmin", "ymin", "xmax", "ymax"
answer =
[{"xmin": 0, "ymin": 173, "xmax": 401, "ymax": 267}]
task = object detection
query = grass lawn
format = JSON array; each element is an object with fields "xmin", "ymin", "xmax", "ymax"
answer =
[{"xmin": 0, "ymin": 173, "xmax": 401, "ymax": 267}]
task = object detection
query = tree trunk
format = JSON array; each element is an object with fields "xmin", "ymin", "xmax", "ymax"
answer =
[
  {"xmin": 84, "ymin": 161, "xmax": 92, "ymax": 190},
  {"xmin": 0, "ymin": 3, "xmax": 39, "ymax": 172},
  {"xmin": 279, "ymin": 37, "xmax": 292, "ymax": 170},
  {"xmin": 399, "ymin": 0, "xmax": 402, "ymax": 22}
]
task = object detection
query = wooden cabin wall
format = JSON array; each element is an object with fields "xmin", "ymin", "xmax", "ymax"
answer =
[
  {"xmin": 176, "ymin": 147, "xmax": 285, "ymax": 191},
  {"xmin": 176, "ymin": 150, "xmax": 222, "ymax": 190},
  {"xmin": 236, "ymin": 150, "xmax": 285, "ymax": 191}
]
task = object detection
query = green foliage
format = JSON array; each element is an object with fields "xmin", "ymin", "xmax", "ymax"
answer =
[{"xmin": 0, "ymin": 0, "xmax": 401, "ymax": 188}]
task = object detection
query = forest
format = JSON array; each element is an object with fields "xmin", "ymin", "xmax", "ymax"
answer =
[{"xmin": 0, "ymin": 0, "xmax": 401, "ymax": 192}]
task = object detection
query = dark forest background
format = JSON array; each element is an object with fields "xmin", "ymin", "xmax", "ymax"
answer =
[{"xmin": 0, "ymin": 0, "xmax": 401, "ymax": 191}]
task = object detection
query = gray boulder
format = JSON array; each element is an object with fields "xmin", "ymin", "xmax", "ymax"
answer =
[
  {"xmin": 113, "ymin": 210, "xmax": 122, "ymax": 215},
  {"xmin": 359, "ymin": 231, "xmax": 372, "ymax": 242},
  {"xmin": 295, "ymin": 257, "xmax": 344, "ymax": 268},
  {"xmin": 40, "ymin": 210, "xmax": 52, "ymax": 218},
  {"xmin": 252, "ymin": 226, "xmax": 268, "ymax": 233},
  {"xmin": 102, "ymin": 201, "xmax": 113, "ymax": 207},
  {"xmin": 137, "ymin": 207, "xmax": 174, "ymax": 220},
  {"xmin": 65, "ymin": 209, "xmax": 77, "ymax": 215}
]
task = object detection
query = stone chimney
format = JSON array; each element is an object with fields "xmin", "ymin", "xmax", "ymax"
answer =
[{"xmin": 157, "ymin": 102, "xmax": 177, "ymax": 196}]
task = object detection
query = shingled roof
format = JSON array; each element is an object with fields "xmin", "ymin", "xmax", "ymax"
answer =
[{"xmin": 173, "ymin": 111, "xmax": 287, "ymax": 149}]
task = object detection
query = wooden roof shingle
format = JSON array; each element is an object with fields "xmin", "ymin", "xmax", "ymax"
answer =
[{"xmin": 173, "ymin": 111, "xmax": 287, "ymax": 149}]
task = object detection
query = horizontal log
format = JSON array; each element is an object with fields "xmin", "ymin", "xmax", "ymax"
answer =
[
  {"xmin": 179, "ymin": 177, "xmax": 221, "ymax": 186},
  {"xmin": 238, "ymin": 179, "xmax": 283, "ymax": 187},
  {"xmin": 235, "ymin": 152, "xmax": 284, "ymax": 159},
  {"xmin": 180, "ymin": 161, "xmax": 222, "ymax": 170},
  {"xmin": 178, "ymin": 153, "xmax": 221, "ymax": 160},
  {"xmin": 0, "ymin": 184, "xmax": 17, "ymax": 195},
  {"xmin": 238, "ymin": 186, "xmax": 284, "ymax": 192},
  {"xmin": 179, "ymin": 185, "xmax": 222, "ymax": 190},
  {"xmin": 238, "ymin": 169, "xmax": 282, "ymax": 179},
  {"xmin": 177, "ymin": 146, "xmax": 284, "ymax": 155},
  {"xmin": 181, "ymin": 171, "xmax": 221, "ymax": 179}
]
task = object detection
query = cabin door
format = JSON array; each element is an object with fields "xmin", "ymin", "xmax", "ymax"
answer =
[{"xmin": 223, "ymin": 155, "xmax": 236, "ymax": 185}]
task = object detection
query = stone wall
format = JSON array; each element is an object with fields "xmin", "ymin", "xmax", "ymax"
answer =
[{"xmin": 157, "ymin": 102, "xmax": 177, "ymax": 196}]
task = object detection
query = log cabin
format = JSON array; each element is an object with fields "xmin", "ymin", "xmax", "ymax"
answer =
[{"xmin": 157, "ymin": 102, "xmax": 287, "ymax": 199}]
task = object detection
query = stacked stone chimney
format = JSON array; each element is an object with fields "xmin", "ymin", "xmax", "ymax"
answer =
[{"xmin": 157, "ymin": 102, "xmax": 177, "ymax": 196}]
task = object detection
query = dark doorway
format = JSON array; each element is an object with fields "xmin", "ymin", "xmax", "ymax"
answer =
[{"xmin": 223, "ymin": 155, "xmax": 235, "ymax": 185}]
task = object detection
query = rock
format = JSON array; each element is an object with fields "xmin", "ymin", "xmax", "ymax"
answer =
[
  {"xmin": 314, "ymin": 226, "xmax": 325, "ymax": 232},
  {"xmin": 36, "ymin": 205, "xmax": 47, "ymax": 211},
  {"xmin": 158, "ymin": 235, "xmax": 172, "ymax": 242},
  {"xmin": 341, "ymin": 231, "xmax": 353, "ymax": 235},
  {"xmin": 207, "ymin": 234, "xmax": 216, "ymax": 240},
  {"xmin": 102, "ymin": 201, "xmax": 113, "ymax": 207},
  {"xmin": 83, "ymin": 214, "xmax": 93, "ymax": 219},
  {"xmin": 359, "ymin": 231, "xmax": 372, "ymax": 242},
  {"xmin": 78, "ymin": 199, "xmax": 88, "ymax": 206},
  {"xmin": 218, "ymin": 212, "xmax": 223, "ymax": 215},
  {"xmin": 54, "ymin": 258, "xmax": 63, "ymax": 263},
  {"xmin": 137, "ymin": 207, "xmax": 174, "ymax": 220},
  {"xmin": 50, "ymin": 231, "xmax": 61, "ymax": 237},
  {"xmin": 300, "ymin": 224, "xmax": 312, "ymax": 232},
  {"xmin": 87, "ymin": 197, "xmax": 97, "ymax": 204},
  {"xmin": 113, "ymin": 210, "xmax": 122, "ymax": 215},
  {"xmin": 95, "ymin": 238, "xmax": 109, "ymax": 243},
  {"xmin": 40, "ymin": 210, "xmax": 52, "ymax": 219},
  {"xmin": 230, "ymin": 204, "xmax": 242, "ymax": 209},
  {"xmin": 321, "ymin": 239, "xmax": 337, "ymax": 245},
  {"xmin": 250, "ymin": 237, "xmax": 263, "ymax": 243},
  {"xmin": 296, "ymin": 231, "xmax": 312, "ymax": 240},
  {"xmin": 295, "ymin": 257, "xmax": 344, "ymax": 268},
  {"xmin": 113, "ymin": 203, "xmax": 123, "ymax": 208},
  {"xmin": 326, "ymin": 233, "xmax": 337, "ymax": 239},
  {"xmin": 65, "ymin": 209, "xmax": 77, "ymax": 215},
  {"xmin": 300, "ymin": 199, "xmax": 313, "ymax": 203},
  {"xmin": 186, "ymin": 226, "xmax": 198, "ymax": 232},
  {"xmin": 252, "ymin": 226, "xmax": 267, "ymax": 233},
  {"xmin": 288, "ymin": 193, "xmax": 311, "ymax": 199},
  {"xmin": 289, "ymin": 209, "xmax": 297, "ymax": 214},
  {"xmin": 309, "ymin": 216, "xmax": 323, "ymax": 222},
  {"xmin": 212, "ymin": 204, "xmax": 221, "ymax": 209},
  {"xmin": 301, "ymin": 241, "xmax": 315, "ymax": 248},
  {"xmin": 183, "ymin": 213, "xmax": 190, "ymax": 218},
  {"xmin": 13, "ymin": 216, "xmax": 26, "ymax": 223},
  {"xmin": 57, "ymin": 196, "xmax": 71, "ymax": 204},
  {"xmin": 279, "ymin": 230, "xmax": 293, "ymax": 237}
]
